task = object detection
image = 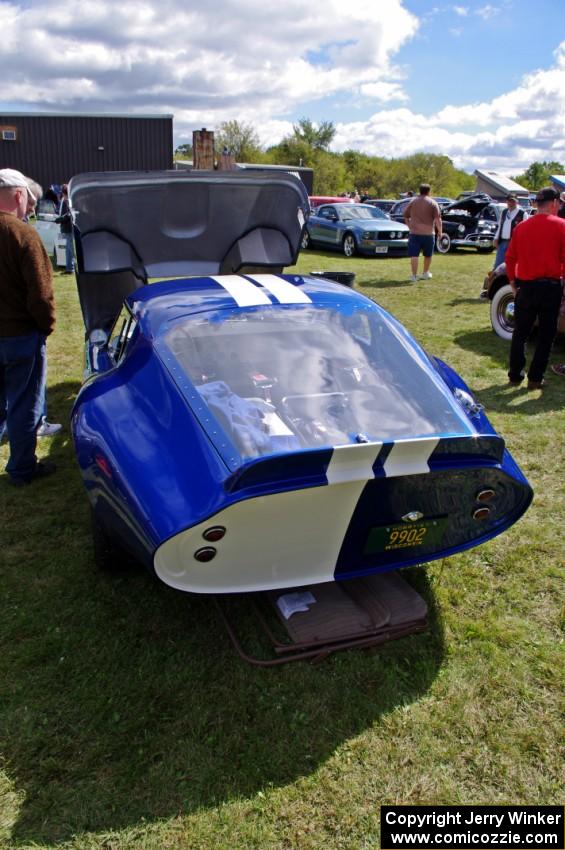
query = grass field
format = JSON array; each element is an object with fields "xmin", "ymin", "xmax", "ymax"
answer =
[{"xmin": 1, "ymin": 250, "xmax": 564, "ymax": 850}]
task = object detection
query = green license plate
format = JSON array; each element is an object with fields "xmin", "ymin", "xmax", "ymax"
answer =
[{"xmin": 364, "ymin": 517, "xmax": 447, "ymax": 555}]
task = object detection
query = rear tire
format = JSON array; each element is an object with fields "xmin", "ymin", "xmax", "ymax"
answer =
[
  {"xmin": 490, "ymin": 284, "xmax": 515, "ymax": 341},
  {"xmin": 342, "ymin": 233, "xmax": 356, "ymax": 257},
  {"xmin": 90, "ymin": 508, "xmax": 123, "ymax": 571},
  {"xmin": 301, "ymin": 229, "xmax": 311, "ymax": 250}
]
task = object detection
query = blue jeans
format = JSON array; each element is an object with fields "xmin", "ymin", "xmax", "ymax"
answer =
[
  {"xmin": 0, "ymin": 331, "xmax": 46, "ymax": 481},
  {"xmin": 65, "ymin": 232, "xmax": 74, "ymax": 272},
  {"xmin": 494, "ymin": 240, "xmax": 509, "ymax": 269}
]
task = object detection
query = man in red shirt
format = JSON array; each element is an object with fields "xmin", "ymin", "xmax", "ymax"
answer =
[{"xmin": 505, "ymin": 186, "xmax": 565, "ymax": 389}]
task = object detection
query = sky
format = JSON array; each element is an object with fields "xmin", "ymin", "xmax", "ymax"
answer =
[{"xmin": 1, "ymin": 0, "xmax": 565, "ymax": 175}]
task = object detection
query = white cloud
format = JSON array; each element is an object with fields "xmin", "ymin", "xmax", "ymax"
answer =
[
  {"xmin": 0, "ymin": 0, "xmax": 419, "ymax": 118},
  {"xmin": 331, "ymin": 39, "xmax": 565, "ymax": 173},
  {"xmin": 0, "ymin": 1, "xmax": 564, "ymax": 174},
  {"xmin": 475, "ymin": 4, "xmax": 501, "ymax": 19}
]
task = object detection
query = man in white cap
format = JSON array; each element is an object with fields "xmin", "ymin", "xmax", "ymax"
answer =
[{"xmin": 0, "ymin": 168, "xmax": 57, "ymax": 484}]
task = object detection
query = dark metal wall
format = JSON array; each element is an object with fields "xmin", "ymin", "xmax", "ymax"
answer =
[{"xmin": 0, "ymin": 114, "xmax": 173, "ymax": 191}]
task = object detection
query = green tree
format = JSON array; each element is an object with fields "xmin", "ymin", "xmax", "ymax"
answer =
[
  {"xmin": 513, "ymin": 161, "xmax": 564, "ymax": 190},
  {"xmin": 291, "ymin": 118, "xmax": 336, "ymax": 151},
  {"xmin": 214, "ymin": 120, "xmax": 262, "ymax": 162},
  {"xmin": 266, "ymin": 137, "xmax": 313, "ymax": 168},
  {"xmin": 310, "ymin": 150, "xmax": 349, "ymax": 194}
]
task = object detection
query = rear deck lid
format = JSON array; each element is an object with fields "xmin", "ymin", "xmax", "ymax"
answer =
[{"xmin": 68, "ymin": 170, "xmax": 310, "ymax": 334}]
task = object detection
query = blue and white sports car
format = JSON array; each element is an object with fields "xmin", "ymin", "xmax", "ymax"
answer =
[{"xmin": 69, "ymin": 171, "xmax": 532, "ymax": 594}]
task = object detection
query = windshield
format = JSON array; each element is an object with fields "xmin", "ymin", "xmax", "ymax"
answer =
[
  {"xmin": 161, "ymin": 304, "xmax": 472, "ymax": 463},
  {"xmin": 339, "ymin": 205, "xmax": 388, "ymax": 221}
]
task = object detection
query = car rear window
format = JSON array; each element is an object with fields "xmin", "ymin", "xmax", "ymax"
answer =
[{"xmin": 160, "ymin": 304, "xmax": 473, "ymax": 462}]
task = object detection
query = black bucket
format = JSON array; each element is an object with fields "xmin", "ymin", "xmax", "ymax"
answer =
[{"xmin": 309, "ymin": 270, "xmax": 356, "ymax": 287}]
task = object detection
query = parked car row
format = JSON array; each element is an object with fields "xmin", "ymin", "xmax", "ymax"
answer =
[{"xmin": 303, "ymin": 193, "xmax": 510, "ymax": 258}]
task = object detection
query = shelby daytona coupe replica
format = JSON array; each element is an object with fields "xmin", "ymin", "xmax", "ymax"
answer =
[{"xmin": 69, "ymin": 170, "xmax": 532, "ymax": 594}]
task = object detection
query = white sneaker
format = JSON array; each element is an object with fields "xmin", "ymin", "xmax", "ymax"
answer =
[
  {"xmin": 37, "ymin": 418, "xmax": 62, "ymax": 437},
  {"xmin": 410, "ymin": 274, "xmax": 418, "ymax": 282},
  {"xmin": 420, "ymin": 271, "xmax": 433, "ymax": 280}
]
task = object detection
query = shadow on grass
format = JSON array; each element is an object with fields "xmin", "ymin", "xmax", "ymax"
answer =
[
  {"xmin": 357, "ymin": 278, "xmax": 415, "ymax": 290},
  {"xmin": 453, "ymin": 328, "xmax": 508, "ymax": 368},
  {"xmin": 453, "ymin": 331, "xmax": 565, "ymax": 413},
  {"xmin": 476, "ymin": 382, "xmax": 565, "ymax": 415},
  {"xmin": 448, "ymin": 297, "xmax": 486, "ymax": 307},
  {"xmin": 1, "ymin": 393, "xmax": 446, "ymax": 845}
]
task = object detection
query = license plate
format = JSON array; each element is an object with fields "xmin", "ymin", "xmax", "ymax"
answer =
[
  {"xmin": 364, "ymin": 517, "xmax": 447, "ymax": 555},
  {"xmin": 375, "ymin": 246, "xmax": 388, "ymax": 254}
]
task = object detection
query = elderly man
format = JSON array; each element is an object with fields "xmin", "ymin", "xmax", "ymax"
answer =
[
  {"xmin": 506, "ymin": 186, "xmax": 565, "ymax": 390},
  {"xmin": 0, "ymin": 168, "xmax": 57, "ymax": 484},
  {"xmin": 492, "ymin": 194, "xmax": 526, "ymax": 269}
]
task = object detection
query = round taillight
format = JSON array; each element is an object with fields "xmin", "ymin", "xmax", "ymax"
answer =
[
  {"xmin": 194, "ymin": 547, "xmax": 217, "ymax": 562},
  {"xmin": 473, "ymin": 507, "xmax": 491, "ymax": 521},
  {"xmin": 202, "ymin": 526, "xmax": 226, "ymax": 542},
  {"xmin": 476, "ymin": 489, "xmax": 495, "ymax": 502}
]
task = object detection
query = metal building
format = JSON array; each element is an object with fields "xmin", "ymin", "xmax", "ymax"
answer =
[{"xmin": 0, "ymin": 113, "xmax": 173, "ymax": 190}]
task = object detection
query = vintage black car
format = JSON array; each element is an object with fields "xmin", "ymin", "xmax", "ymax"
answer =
[
  {"xmin": 390, "ymin": 194, "xmax": 502, "ymax": 254},
  {"xmin": 388, "ymin": 196, "xmax": 453, "ymax": 224},
  {"xmin": 437, "ymin": 194, "xmax": 505, "ymax": 254}
]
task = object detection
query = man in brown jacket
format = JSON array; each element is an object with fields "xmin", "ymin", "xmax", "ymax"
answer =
[{"xmin": 0, "ymin": 168, "xmax": 57, "ymax": 485}]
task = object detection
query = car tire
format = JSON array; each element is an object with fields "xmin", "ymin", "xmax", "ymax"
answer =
[
  {"xmin": 342, "ymin": 233, "xmax": 356, "ymax": 257},
  {"xmin": 436, "ymin": 233, "xmax": 451, "ymax": 254},
  {"xmin": 90, "ymin": 508, "xmax": 123, "ymax": 571},
  {"xmin": 301, "ymin": 229, "xmax": 311, "ymax": 250},
  {"xmin": 490, "ymin": 283, "xmax": 515, "ymax": 341}
]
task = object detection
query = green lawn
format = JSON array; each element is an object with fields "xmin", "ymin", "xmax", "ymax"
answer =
[{"xmin": 1, "ymin": 250, "xmax": 563, "ymax": 850}]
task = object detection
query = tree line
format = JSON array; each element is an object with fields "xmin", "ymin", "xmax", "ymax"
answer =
[{"xmin": 174, "ymin": 119, "xmax": 563, "ymax": 199}]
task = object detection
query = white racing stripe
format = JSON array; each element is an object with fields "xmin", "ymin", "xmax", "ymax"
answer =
[
  {"xmin": 383, "ymin": 437, "xmax": 439, "ymax": 477},
  {"xmin": 246, "ymin": 273, "xmax": 312, "ymax": 303},
  {"xmin": 210, "ymin": 275, "xmax": 272, "ymax": 307},
  {"xmin": 326, "ymin": 443, "xmax": 383, "ymax": 484}
]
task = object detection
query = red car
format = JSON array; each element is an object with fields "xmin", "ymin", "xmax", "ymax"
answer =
[{"xmin": 309, "ymin": 195, "xmax": 355, "ymax": 210}]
